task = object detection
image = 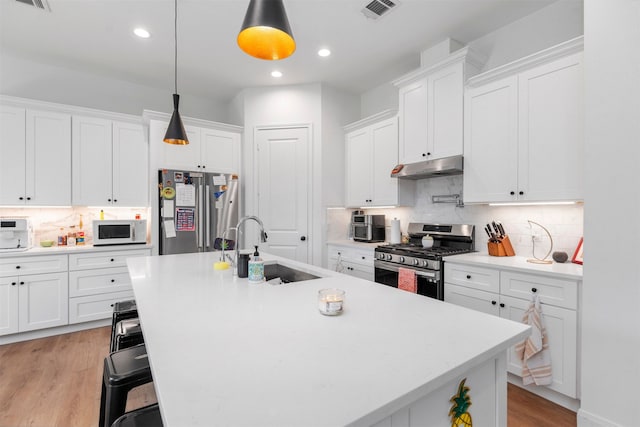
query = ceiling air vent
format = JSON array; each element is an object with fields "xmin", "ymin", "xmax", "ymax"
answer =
[
  {"xmin": 361, "ymin": 0, "xmax": 399, "ymax": 20},
  {"xmin": 15, "ymin": 0, "xmax": 51, "ymax": 12}
]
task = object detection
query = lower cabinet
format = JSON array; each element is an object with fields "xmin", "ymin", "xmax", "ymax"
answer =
[
  {"xmin": 0, "ymin": 255, "xmax": 69, "ymax": 336},
  {"xmin": 327, "ymin": 244, "xmax": 375, "ymax": 281},
  {"xmin": 68, "ymin": 249, "xmax": 150, "ymax": 324},
  {"xmin": 444, "ymin": 262, "xmax": 579, "ymax": 399}
]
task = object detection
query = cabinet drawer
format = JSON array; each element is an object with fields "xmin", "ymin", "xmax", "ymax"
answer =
[
  {"xmin": 343, "ymin": 261, "xmax": 374, "ymax": 281},
  {"xmin": 69, "ymin": 290, "xmax": 134, "ymax": 324},
  {"xmin": 69, "ymin": 249, "xmax": 150, "ymax": 270},
  {"xmin": 444, "ymin": 263, "xmax": 500, "ymax": 293},
  {"xmin": 0, "ymin": 255, "xmax": 68, "ymax": 277},
  {"xmin": 500, "ymin": 271, "xmax": 578, "ymax": 310},
  {"xmin": 328, "ymin": 246, "xmax": 374, "ymax": 266},
  {"xmin": 69, "ymin": 267, "xmax": 133, "ymax": 297}
]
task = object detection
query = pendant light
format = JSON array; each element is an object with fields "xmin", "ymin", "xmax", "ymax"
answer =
[
  {"xmin": 237, "ymin": 0, "xmax": 296, "ymax": 60},
  {"xmin": 164, "ymin": 0, "xmax": 189, "ymax": 145}
]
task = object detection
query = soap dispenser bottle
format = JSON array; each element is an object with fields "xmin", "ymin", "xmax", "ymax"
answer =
[{"xmin": 248, "ymin": 245, "xmax": 264, "ymax": 283}]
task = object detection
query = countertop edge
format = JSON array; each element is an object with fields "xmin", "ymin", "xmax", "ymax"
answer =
[
  {"xmin": 444, "ymin": 253, "xmax": 583, "ymax": 280},
  {"xmin": 0, "ymin": 243, "xmax": 154, "ymax": 257}
]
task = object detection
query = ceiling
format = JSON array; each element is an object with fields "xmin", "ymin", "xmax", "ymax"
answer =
[{"xmin": 0, "ymin": 0, "xmax": 559, "ymax": 102}]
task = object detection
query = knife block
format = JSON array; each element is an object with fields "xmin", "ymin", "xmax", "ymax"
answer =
[{"xmin": 488, "ymin": 235, "xmax": 516, "ymax": 257}]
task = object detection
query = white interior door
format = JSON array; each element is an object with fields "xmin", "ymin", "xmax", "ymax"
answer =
[{"xmin": 256, "ymin": 127, "xmax": 309, "ymax": 262}]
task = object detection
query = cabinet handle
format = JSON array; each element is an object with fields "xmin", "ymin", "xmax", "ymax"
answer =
[
  {"xmin": 19, "ymin": 196, "xmax": 24, "ymax": 200},
  {"xmin": 15, "ymin": 265, "xmax": 20, "ymax": 269},
  {"xmin": 202, "ymin": 165, "xmax": 206, "ymax": 169},
  {"xmin": 26, "ymin": 197, "xmax": 31, "ymax": 201},
  {"xmin": 519, "ymin": 191, "xmax": 524, "ymax": 196},
  {"xmin": 111, "ymin": 279, "xmax": 115, "ymax": 283},
  {"xmin": 108, "ymin": 198, "xmax": 112, "ymax": 202},
  {"xmin": 532, "ymin": 287, "xmax": 537, "ymax": 293},
  {"xmin": 113, "ymin": 199, "xmax": 118, "ymax": 203},
  {"xmin": 20, "ymin": 281, "xmax": 25, "ymax": 285},
  {"xmin": 110, "ymin": 258, "xmax": 115, "ymax": 262},
  {"xmin": 422, "ymin": 153, "xmax": 426, "ymax": 157},
  {"xmin": 362, "ymin": 256, "xmax": 365, "ymax": 260},
  {"xmin": 510, "ymin": 191, "xmax": 515, "ymax": 196},
  {"xmin": 466, "ymin": 274, "xmax": 471, "ymax": 279},
  {"xmin": 197, "ymin": 165, "xmax": 201, "ymax": 168},
  {"xmin": 426, "ymin": 152, "xmax": 431, "ymax": 156},
  {"xmin": 300, "ymin": 236, "xmax": 306, "ymax": 241},
  {"xmin": 491, "ymin": 300, "xmax": 497, "ymax": 305},
  {"xmin": 499, "ymin": 303, "xmax": 505, "ymax": 308},
  {"xmin": 11, "ymin": 282, "xmax": 17, "ymax": 286}
]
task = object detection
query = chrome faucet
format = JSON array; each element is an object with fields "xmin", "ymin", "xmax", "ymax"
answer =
[{"xmin": 233, "ymin": 215, "xmax": 268, "ymax": 275}]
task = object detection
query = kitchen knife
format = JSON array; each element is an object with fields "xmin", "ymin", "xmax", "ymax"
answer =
[
  {"xmin": 497, "ymin": 222, "xmax": 506, "ymax": 237},
  {"xmin": 484, "ymin": 226, "xmax": 492, "ymax": 239},
  {"xmin": 492, "ymin": 221, "xmax": 500, "ymax": 235}
]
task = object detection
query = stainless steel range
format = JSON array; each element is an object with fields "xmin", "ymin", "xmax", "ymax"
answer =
[{"xmin": 374, "ymin": 223, "xmax": 475, "ymax": 300}]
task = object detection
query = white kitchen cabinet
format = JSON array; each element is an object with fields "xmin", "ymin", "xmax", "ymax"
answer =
[
  {"xmin": 68, "ymin": 248, "xmax": 150, "ymax": 324},
  {"xmin": 327, "ymin": 244, "xmax": 375, "ymax": 281},
  {"xmin": 0, "ymin": 255, "xmax": 69, "ymax": 336},
  {"xmin": 444, "ymin": 260, "xmax": 580, "ymax": 399},
  {"xmin": 72, "ymin": 116, "xmax": 148, "ymax": 206},
  {"xmin": 0, "ymin": 105, "xmax": 71, "ymax": 206},
  {"xmin": 394, "ymin": 49, "xmax": 482, "ymax": 165},
  {"xmin": 344, "ymin": 114, "xmax": 414, "ymax": 207},
  {"xmin": 464, "ymin": 38, "xmax": 584, "ymax": 204},
  {"xmin": 152, "ymin": 120, "xmax": 240, "ymax": 173}
]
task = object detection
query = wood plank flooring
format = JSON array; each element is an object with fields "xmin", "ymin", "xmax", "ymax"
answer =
[{"xmin": 0, "ymin": 327, "xmax": 576, "ymax": 427}]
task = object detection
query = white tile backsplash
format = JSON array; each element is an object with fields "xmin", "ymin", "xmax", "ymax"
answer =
[{"xmin": 327, "ymin": 175, "xmax": 583, "ymax": 261}]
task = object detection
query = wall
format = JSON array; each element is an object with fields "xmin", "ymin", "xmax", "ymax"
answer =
[
  {"xmin": 327, "ymin": 175, "xmax": 584, "ymax": 260},
  {"xmin": 0, "ymin": 51, "xmax": 228, "ymax": 121},
  {"xmin": 579, "ymin": 1, "xmax": 640, "ymax": 426}
]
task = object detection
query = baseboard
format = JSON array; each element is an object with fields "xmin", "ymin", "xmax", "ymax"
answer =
[
  {"xmin": 508, "ymin": 373, "xmax": 580, "ymax": 412},
  {"xmin": 0, "ymin": 319, "xmax": 110, "ymax": 345},
  {"xmin": 577, "ymin": 409, "xmax": 621, "ymax": 427}
]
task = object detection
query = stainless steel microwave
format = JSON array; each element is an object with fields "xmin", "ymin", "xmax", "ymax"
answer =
[
  {"xmin": 93, "ymin": 220, "xmax": 147, "ymax": 246},
  {"xmin": 351, "ymin": 214, "xmax": 385, "ymax": 242}
]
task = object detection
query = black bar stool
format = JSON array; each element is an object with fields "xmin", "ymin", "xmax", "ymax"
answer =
[
  {"xmin": 111, "ymin": 403, "xmax": 163, "ymax": 427},
  {"xmin": 99, "ymin": 344, "xmax": 153, "ymax": 427},
  {"xmin": 110, "ymin": 300, "xmax": 138, "ymax": 351},
  {"xmin": 112, "ymin": 318, "xmax": 145, "ymax": 352}
]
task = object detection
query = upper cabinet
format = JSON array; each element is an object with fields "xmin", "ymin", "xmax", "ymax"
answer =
[
  {"xmin": 344, "ymin": 111, "xmax": 414, "ymax": 208},
  {"xmin": 393, "ymin": 48, "xmax": 484, "ymax": 165},
  {"xmin": 0, "ymin": 105, "xmax": 71, "ymax": 206},
  {"xmin": 150, "ymin": 119, "xmax": 241, "ymax": 174},
  {"xmin": 72, "ymin": 115, "xmax": 148, "ymax": 207},
  {"xmin": 464, "ymin": 37, "xmax": 584, "ymax": 204}
]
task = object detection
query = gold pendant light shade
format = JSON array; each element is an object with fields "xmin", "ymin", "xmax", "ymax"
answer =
[{"xmin": 238, "ymin": 0, "xmax": 296, "ymax": 60}]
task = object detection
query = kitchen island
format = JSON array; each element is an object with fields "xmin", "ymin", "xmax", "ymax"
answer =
[{"xmin": 127, "ymin": 252, "xmax": 530, "ymax": 426}]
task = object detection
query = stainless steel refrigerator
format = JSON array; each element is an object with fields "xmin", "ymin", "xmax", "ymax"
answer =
[{"xmin": 158, "ymin": 169, "xmax": 239, "ymax": 255}]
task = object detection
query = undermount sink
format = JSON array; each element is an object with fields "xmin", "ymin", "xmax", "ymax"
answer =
[{"xmin": 263, "ymin": 262, "xmax": 320, "ymax": 284}]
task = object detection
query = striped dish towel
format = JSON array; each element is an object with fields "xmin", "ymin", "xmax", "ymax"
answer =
[
  {"xmin": 515, "ymin": 293, "xmax": 552, "ymax": 386},
  {"xmin": 398, "ymin": 267, "xmax": 417, "ymax": 293}
]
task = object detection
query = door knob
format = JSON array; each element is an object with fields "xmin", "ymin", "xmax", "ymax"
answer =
[{"xmin": 300, "ymin": 236, "xmax": 306, "ymax": 241}]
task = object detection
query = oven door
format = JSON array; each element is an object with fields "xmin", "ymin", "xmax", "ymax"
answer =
[
  {"xmin": 374, "ymin": 259, "xmax": 443, "ymax": 300},
  {"xmin": 352, "ymin": 224, "xmax": 372, "ymax": 242}
]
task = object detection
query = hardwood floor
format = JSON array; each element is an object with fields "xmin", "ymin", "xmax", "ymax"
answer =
[{"xmin": 0, "ymin": 327, "xmax": 576, "ymax": 427}]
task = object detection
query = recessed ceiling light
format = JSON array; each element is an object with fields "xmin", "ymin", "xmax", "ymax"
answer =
[
  {"xmin": 318, "ymin": 48, "xmax": 331, "ymax": 57},
  {"xmin": 134, "ymin": 28, "xmax": 151, "ymax": 39},
  {"xmin": 271, "ymin": 70, "xmax": 283, "ymax": 78}
]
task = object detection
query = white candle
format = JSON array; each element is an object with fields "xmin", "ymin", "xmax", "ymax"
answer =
[{"xmin": 318, "ymin": 289, "xmax": 345, "ymax": 316}]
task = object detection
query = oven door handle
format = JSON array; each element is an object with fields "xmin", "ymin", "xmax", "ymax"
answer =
[{"xmin": 374, "ymin": 260, "xmax": 436, "ymax": 279}]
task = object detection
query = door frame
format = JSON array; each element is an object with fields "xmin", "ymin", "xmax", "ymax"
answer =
[{"xmin": 252, "ymin": 124, "xmax": 313, "ymax": 265}]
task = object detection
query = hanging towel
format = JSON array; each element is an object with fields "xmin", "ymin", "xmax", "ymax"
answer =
[
  {"xmin": 398, "ymin": 267, "xmax": 417, "ymax": 293},
  {"xmin": 515, "ymin": 294, "xmax": 552, "ymax": 386}
]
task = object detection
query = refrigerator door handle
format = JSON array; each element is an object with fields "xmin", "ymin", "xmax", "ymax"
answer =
[
  {"xmin": 205, "ymin": 185, "xmax": 211, "ymax": 248},
  {"xmin": 198, "ymin": 182, "xmax": 204, "ymax": 249}
]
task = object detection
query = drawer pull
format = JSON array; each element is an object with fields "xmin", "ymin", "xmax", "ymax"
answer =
[
  {"xmin": 499, "ymin": 303, "xmax": 505, "ymax": 308},
  {"xmin": 110, "ymin": 259, "xmax": 115, "ymax": 262},
  {"xmin": 11, "ymin": 282, "xmax": 17, "ymax": 286},
  {"xmin": 16, "ymin": 265, "xmax": 21, "ymax": 269},
  {"xmin": 111, "ymin": 279, "xmax": 115, "ymax": 283},
  {"xmin": 362, "ymin": 256, "xmax": 365, "ymax": 260},
  {"xmin": 466, "ymin": 274, "xmax": 471, "ymax": 279},
  {"xmin": 20, "ymin": 281, "xmax": 25, "ymax": 285},
  {"xmin": 532, "ymin": 288, "xmax": 538, "ymax": 293}
]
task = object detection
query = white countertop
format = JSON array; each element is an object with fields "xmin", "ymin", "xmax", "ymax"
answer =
[
  {"xmin": 0, "ymin": 243, "xmax": 153, "ymax": 257},
  {"xmin": 445, "ymin": 253, "xmax": 583, "ymax": 280},
  {"xmin": 127, "ymin": 252, "xmax": 530, "ymax": 427}
]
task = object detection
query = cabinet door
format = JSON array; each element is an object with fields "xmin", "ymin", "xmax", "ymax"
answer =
[
  {"xmin": 428, "ymin": 62, "xmax": 463, "ymax": 159},
  {"xmin": 27, "ymin": 110, "xmax": 72, "ymax": 205},
  {"xmin": 157, "ymin": 124, "xmax": 201, "ymax": 170},
  {"xmin": 518, "ymin": 52, "xmax": 584, "ymax": 202},
  {"xmin": 112, "ymin": 121, "xmax": 148, "ymax": 206},
  {"xmin": 0, "ymin": 276, "xmax": 19, "ymax": 336},
  {"xmin": 398, "ymin": 78, "xmax": 428, "ymax": 164},
  {"xmin": 444, "ymin": 283, "xmax": 500, "ymax": 316},
  {"xmin": 201, "ymin": 128, "xmax": 240, "ymax": 173},
  {"xmin": 0, "ymin": 105, "xmax": 26, "ymax": 205},
  {"xmin": 501, "ymin": 295, "xmax": 577, "ymax": 398},
  {"xmin": 463, "ymin": 76, "xmax": 518, "ymax": 203},
  {"xmin": 371, "ymin": 117, "xmax": 399, "ymax": 205},
  {"xmin": 345, "ymin": 128, "xmax": 372, "ymax": 207},
  {"xmin": 18, "ymin": 272, "xmax": 69, "ymax": 332},
  {"xmin": 72, "ymin": 115, "xmax": 113, "ymax": 205}
]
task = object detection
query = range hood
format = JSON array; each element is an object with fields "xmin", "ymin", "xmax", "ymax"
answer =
[{"xmin": 390, "ymin": 155, "xmax": 463, "ymax": 180}]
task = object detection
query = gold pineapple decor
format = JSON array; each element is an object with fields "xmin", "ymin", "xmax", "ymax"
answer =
[{"xmin": 449, "ymin": 378, "xmax": 473, "ymax": 427}]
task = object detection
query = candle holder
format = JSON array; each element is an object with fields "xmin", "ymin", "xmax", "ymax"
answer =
[{"xmin": 318, "ymin": 288, "xmax": 345, "ymax": 316}]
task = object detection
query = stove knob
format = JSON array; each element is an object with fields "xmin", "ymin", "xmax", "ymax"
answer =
[
  {"xmin": 378, "ymin": 253, "xmax": 384, "ymax": 260},
  {"xmin": 399, "ymin": 256, "xmax": 405, "ymax": 263},
  {"xmin": 422, "ymin": 260, "xmax": 429, "ymax": 267},
  {"xmin": 386, "ymin": 254, "xmax": 393, "ymax": 261},
  {"xmin": 413, "ymin": 259, "xmax": 419, "ymax": 266}
]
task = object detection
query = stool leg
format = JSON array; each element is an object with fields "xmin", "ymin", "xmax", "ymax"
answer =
[
  {"xmin": 103, "ymin": 385, "xmax": 129, "ymax": 427},
  {"xmin": 98, "ymin": 375, "xmax": 107, "ymax": 427}
]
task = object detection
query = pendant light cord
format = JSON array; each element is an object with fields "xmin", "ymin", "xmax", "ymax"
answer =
[{"xmin": 174, "ymin": 0, "xmax": 178, "ymax": 95}]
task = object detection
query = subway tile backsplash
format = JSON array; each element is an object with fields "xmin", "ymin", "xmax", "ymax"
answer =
[{"xmin": 328, "ymin": 175, "xmax": 583, "ymax": 260}]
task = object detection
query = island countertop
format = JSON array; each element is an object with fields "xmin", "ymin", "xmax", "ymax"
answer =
[{"xmin": 127, "ymin": 252, "xmax": 530, "ymax": 426}]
